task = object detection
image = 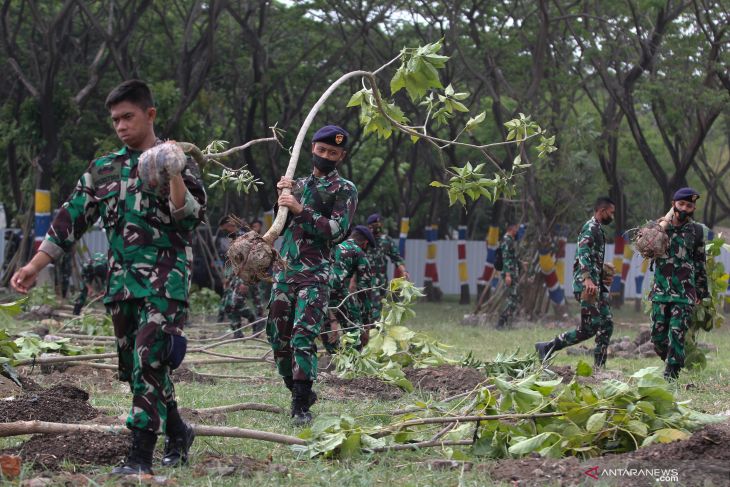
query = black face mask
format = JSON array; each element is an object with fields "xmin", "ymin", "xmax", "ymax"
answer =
[
  {"xmin": 599, "ymin": 215, "xmax": 613, "ymax": 225},
  {"xmin": 674, "ymin": 205, "xmax": 693, "ymax": 222},
  {"xmin": 312, "ymin": 154, "xmax": 337, "ymax": 174},
  {"xmin": 370, "ymin": 225, "xmax": 382, "ymax": 235}
]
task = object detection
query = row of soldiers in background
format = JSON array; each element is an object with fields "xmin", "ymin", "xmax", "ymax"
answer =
[
  {"xmin": 216, "ymin": 216, "xmax": 267, "ymax": 337},
  {"xmin": 322, "ymin": 213, "xmax": 410, "ymax": 354},
  {"xmin": 533, "ymin": 190, "xmax": 708, "ymax": 382}
]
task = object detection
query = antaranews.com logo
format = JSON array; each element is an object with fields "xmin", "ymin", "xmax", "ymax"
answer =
[{"xmin": 584, "ymin": 466, "xmax": 679, "ymax": 482}]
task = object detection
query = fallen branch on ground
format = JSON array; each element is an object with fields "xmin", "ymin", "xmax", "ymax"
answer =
[{"xmin": 0, "ymin": 420, "xmax": 304, "ymax": 445}]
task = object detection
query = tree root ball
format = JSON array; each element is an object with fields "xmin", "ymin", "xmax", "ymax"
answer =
[
  {"xmin": 632, "ymin": 221, "xmax": 669, "ymax": 259},
  {"xmin": 226, "ymin": 231, "xmax": 282, "ymax": 284}
]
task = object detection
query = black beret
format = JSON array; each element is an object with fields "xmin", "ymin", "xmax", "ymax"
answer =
[
  {"xmin": 312, "ymin": 125, "xmax": 349, "ymax": 147},
  {"xmin": 672, "ymin": 187, "xmax": 700, "ymax": 202},
  {"xmin": 367, "ymin": 213, "xmax": 381, "ymax": 224},
  {"xmin": 353, "ymin": 225, "xmax": 377, "ymax": 248}
]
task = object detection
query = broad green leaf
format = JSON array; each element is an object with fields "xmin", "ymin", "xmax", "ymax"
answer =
[
  {"xmin": 508, "ymin": 432, "xmax": 556, "ymax": 456},
  {"xmin": 586, "ymin": 412, "xmax": 606, "ymax": 433},
  {"xmin": 576, "ymin": 360, "xmax": 593, "ymax": 377}
]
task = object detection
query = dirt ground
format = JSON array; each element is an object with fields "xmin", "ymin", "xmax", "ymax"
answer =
[
  {"xmin": 0, "ymin": 384, "xmax": 98, "ymax": 423},
  {"xmin": 192, "ymin": 453, "xmax": 288, "ymax": 478},
  {"xmin": 319, "ymin": 373, "xmax": 403, "ymax": 400},
  {"xmin": 14, "ymin": 431, "xmax": 129, "ymax": 471},
  {"xmin": 172, "ymin": 366, "xmax": 217, "ymax": 384},
  {"xmin": 403, "ymin": 364, "xmax": 487, "ymax": 396},
  {"xmin": 482, "ymin": 421, "xmax": 730, "ymax": 486},
  {"xmin": 23, "ymin": 364, "xmax": 120, "ymax": 393},
  {"xmin": 547, "ymin": 364, "xmax": 624, "ymax": 386}
]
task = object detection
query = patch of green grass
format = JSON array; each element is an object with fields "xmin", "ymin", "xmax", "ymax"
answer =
[{"xmin": 1, "ymin": 296, "xmax": 728, "ymax": 486}]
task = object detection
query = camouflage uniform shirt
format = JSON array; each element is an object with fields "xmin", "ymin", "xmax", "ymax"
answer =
[
  {"xmin": 367, "ymin": 233, "xmax": 404, "ymax": 293},
  {"xmin": 572, "ymin": 217, "xmax": 606, "ymax": 295},
  {"xmin": 650, "ymin": 221, "xmax": 708, "ymax": 305},
  {"xmin": 275, "ymin": 169, "xmax": 358, "ymax": 285},
  {"xmin": 499, "ymin": 233, "xmax": 519, "ymax": 279},
  {"xmin": 329, "ymin": 239, "xmax": 377, "ymax": 323},
  {"xmin": 39, "ymin": 144, "xmax": 207, "ymax": 305}
]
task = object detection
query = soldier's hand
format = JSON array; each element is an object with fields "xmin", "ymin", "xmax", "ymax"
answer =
[
  {"xmin": 276, "ymin": 176, "xmax": 294, "ymax": 195},
  {"xmin": 278, "ymin": 193, "xmax": 303, "ymax": 215},
  {"xmin": 11, "ymin": 265, "xmax": 39, "ymax": 294},
  {"xmin": 348, "ymin": 276, "xmax": 357, "ymax": 294},
  {"xmin": 584, "ymin": 278, "xmax": 598, "ymax": 296},
  {"xmin": 328, "ymin": 320, "xmax": 340, "ymax": 344},
  {"xmin": 505, "ymin": 274, "xmax": 512, "ymax": 287}
]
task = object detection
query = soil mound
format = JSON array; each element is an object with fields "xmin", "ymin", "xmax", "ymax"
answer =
[
  {"xmin": 172, "ymin": 366, "xmax": 217, "ymax": 384},
  {"xmin": 404, "ymin": 365, "xmax": 487, "ymax": 396},
  {"xmin": 33, "ymin": 365, "xmax": 118, "ymax": 392},
  {"xmin": 484, "ymin": 421, "xmax": 730, "ymax": 486},
  {"xmin": 0, "ymin": 384, "xmax": 98, "ymax": 423},
  {"xmin": 319, "ymin": 374, "xmax": 403, "ymax": 401},
  {"xmin": 19, "ymin": 431, "xmax": 128, "ymax": 470},
  {"xmin": 547, "ymin": 365, "xmax": 623, "ymax": 386}
]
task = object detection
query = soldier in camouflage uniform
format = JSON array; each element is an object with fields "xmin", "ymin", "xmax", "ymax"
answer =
[
  {"xmin": 496, "ymin": 223, "xmax": 520, "ymax": 329},
  {"xmin": 221, "ymin": 261, "xmax": 257, "ymax": 338},
  {"xmin": 72, "ymin": 252, "xmax": 109, "ymax": 315},
  {"xmin": 366, "ymin": 213, "xmax": 409, "ymax": 317},
  {"xmin": 249, "ymin": 218, "xmax": 268, "ymax": 331},
  {"xmin": 323, "ymin": 225, "xmax": 377, "ymax": 353},
  {"xmin": 268, "ymin": 125, "xmax": 358, "ymax": 425},
  {"xmin": 535, "ymin": 197, "xmax": 615, "ymax": 368},
  {"xmin": 650, "ymin": 188, "xmax": 708, "ymax": 380},
  {"xmin": 11, "ymin": 80, "xmax": 205, "ymax": 475}
]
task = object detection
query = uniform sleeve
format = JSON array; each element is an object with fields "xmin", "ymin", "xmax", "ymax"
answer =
[
  {"xmin": 575, "ymin": 227, "xmax": 595, "ymax": 279},
  {"xmin": 356, "ymin": 252, "xmax": 377, "ymax": 323},
  {"xmin": 385, "ymin": 237, "xmax": 404, "ymax": 266},
  {"xmin": 694, "ymin": 233, "xmax": 709, "ymax": 300},
  {"xmin": 296, "ymin": 184, "xmax": 358, "ymax": 241},
  {"xmin": 502, "ymin": 238, "xmax": 519, "ymax": 275},
  {"xmin": 170, "ymin": 157, "xmax": 207, "ymax": 231},
  {"xmin": 38, "ymin": 167, "xmax": 100, "ymax": 261}
]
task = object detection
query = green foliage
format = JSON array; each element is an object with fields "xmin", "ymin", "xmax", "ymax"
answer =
[
  {"xmin": 390, "ymin": 40, "xmax": 449, "ymax": 101},
  {"xmin": 333, "ymin": 278, "xmax": 452, "ymax": 391},
  {"xmin": 25, "ymin": 285, "xmax": 56, "ymax": 309},
  {"xmin": 0, "ymin": 329, "xmax": 82, "ymax": 364},
  {"xmin": 203, "ymin": 140, "xmax": 263, "ymax": 194},
  {"xmin": 0, "ymin": 298, "xmax": 28, "ymax": 317},
  {"xmin": 686, "ymin": 235, "xmax": 730, "ymax": 369},
  {"xmin": 295, "ymin": 366, "xmax": 722, "ymax": 459},
  {"xmin": 68, "ymin": 313, "xmax": 113, "ymax": 336},
  {"xmin": 189, "ymin": 287, "xmax": 222, "ymax": 318}
]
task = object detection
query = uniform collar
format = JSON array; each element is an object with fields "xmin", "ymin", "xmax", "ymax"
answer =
[{"xmin": 308, "ymin": 169, "xmax": 338, "ymax": 186}]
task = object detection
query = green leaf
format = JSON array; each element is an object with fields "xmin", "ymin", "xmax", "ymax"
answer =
[
  {"xmin": 586, "ymin": 412, "xmax": 606, "ymax": 433},
  {"xmin": 390, "ymin": 67, "xmax": 407, "ymax": 95},
  {"xmin": 508, "ymin": 432, "xmax": 556, "ymax": 456},
  {"xmin": 642, "ymin": 428, "xmax": 690, "ymax": 446},
  {"xmin": 576, "ymin": 360, "xmax": 593, "ymax": 377},
  {"xmin": 340, "ymin": 433, "xmax": 362, "ymax": 458}
]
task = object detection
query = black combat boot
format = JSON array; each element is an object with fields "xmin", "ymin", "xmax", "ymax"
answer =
[
  {"xmin": 161, "ymin": 405, "xmax": 195, "ymax": 467},
  {"xmin": 111, "ymin": 429, "xmax": 157, "ymax": 475},
  {"xmin": 72, "ymin": 302, "xmax": 83, "ymax": 316},
  {"xmin": 534, "ymin": 338, "xmax": 562, "ymax": 362},
  {"xmin": 496, "ymin": 316, "xmax": 507, "ymax": 329},
  {"xmin": 594, "ymin": 352, "xmax": 607, "ymax": 369},
  {"xmin": 291, "ymin": 380, "xmax": 315, "ymax": 426},
  {"xmin": 664, "ymin": 363, "xmax": 681, "ymax": 381},
  {"xmin": 284, "ymin": 376, "xmax": 316, "ymax": 409}
]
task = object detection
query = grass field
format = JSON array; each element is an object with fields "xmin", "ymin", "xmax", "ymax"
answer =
[{"xmin": 2, "ymin": 295, "xmax": 729, "ymax": 486}]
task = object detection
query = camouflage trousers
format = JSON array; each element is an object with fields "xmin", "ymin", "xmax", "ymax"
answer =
[
  {"xmin": 556, "ymin": 293, "xmax": 613, "ymax": 359},
  {"xmin": 498, "ymin": 282, "xmax": 520, "ymax": 324},
  {"xmin": 222, "ymin": 288, "xmax": 256, "ymax": 332},
  {"xmin": 107, "ymin": 297, "xmax": 187, "ymax": 434},
  {"xmin": 267, "ymin": 282, "xmax": 328, "ymax": 381},
  {"xmin": 322, "ymin": 292, "xmax": 364, "ymax": 353},
  {"xmin": 74, "ymin": 287, "xmax": 89, "ymax": 311},
  {"xmin": 650, "ymin": 301, "xmax": 692, "ymax": 367}
]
